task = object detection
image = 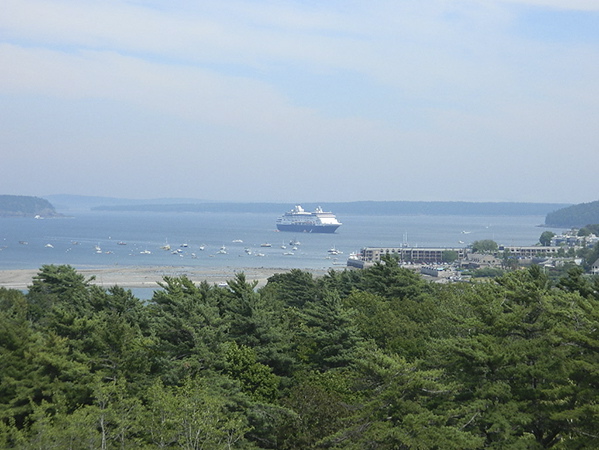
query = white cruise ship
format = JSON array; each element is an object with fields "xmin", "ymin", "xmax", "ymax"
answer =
[{"xmin": 276, "ymin": 205, "xmax": 342, "ymax": 233}]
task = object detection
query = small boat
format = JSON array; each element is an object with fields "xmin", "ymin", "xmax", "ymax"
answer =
[
  {"xmin": 118, "ymin": 241, "xmax": 127, "ymax": 245},
  {"xmin": 217, "ymin": 246, "xmax": 227, "ymax": 254},
  {"xmin": 261, "ymin": 243, "xmax": 272, "ymax": 247},
  {"xmin": 45, "ymin": 243, "xmax": 54, "ymax": 248},
  {"xmin": 140, "ymin": 249, "xmax": 151, "ymax": 254},
  {"xmin": 232, "ymin": 239, "xmax": 243, "ymax": 243},
  {"xmin": 19, "ymin": 241, "xmax": 28, "ymax": 245}
]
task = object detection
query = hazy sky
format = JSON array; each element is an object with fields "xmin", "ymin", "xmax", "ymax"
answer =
[{"xmin": 1, "ymin": 0, "xmax": 598, "ymax": 203}]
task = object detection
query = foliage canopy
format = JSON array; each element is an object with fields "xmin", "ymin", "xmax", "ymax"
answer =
[{"xmin": 1, "ymin": 263, "xmax": 599, "ymax": 448}]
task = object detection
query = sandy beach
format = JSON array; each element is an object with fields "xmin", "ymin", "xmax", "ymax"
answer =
[{"xmin": 0, "ymin": 265, "xmax": 332, "ymax": 291}]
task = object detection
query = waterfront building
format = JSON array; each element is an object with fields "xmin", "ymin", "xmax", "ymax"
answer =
[
  {"xmin": 462, "ymin": 253, "xmax": 501, "ymax": 269},
  {"xmin": 349, "ymin": 244, "xmax": 587, "ymax": 272},
  {"xmin": 550, "ymin": 231, "xmax": 599, "ymax": 248},
  {"xmin": 498, "ymin": 245, "xmax": 560, "ymax": 258},
  {"xmin": 356, "ymin": 247, "xmax": 467, "ymax": 264}
]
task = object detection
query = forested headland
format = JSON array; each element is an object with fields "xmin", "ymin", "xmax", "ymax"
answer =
[
  {"xmin": 0, "ymin": 195, "xmax": 58, "ymax": 218},
  {"xmin": 1, "ymin": 261, "xmax": 599, "ymax": 448},
  {"xmin": 546, "ymin": 200, "xmax": 599, "ymax": 227}
]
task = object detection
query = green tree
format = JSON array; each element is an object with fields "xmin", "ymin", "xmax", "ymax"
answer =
[
  {"xmin": 84, "ymin": 378, "xmax": 145, "ymax": 449},
  {"xmin": 0, "ymin": 324, "xmax": 92, "ymax": 431},
  {"xmin": 147, "ymin": 276, "xmax": 226, "ymax": 383},
  {"xmin": 13, "ymin": 398, "xmax": 101, "ymax": 449},
  {"xmin": 556, "ymin": 265, "xmax": 597, "ymax": 299},
  {"xmin": 442, "ymin": 250, "xmax": 459, "ymax": 263},
  {"xmin": 500, "ymin": 248, "xmax": 519, "ymax": 270},
  {"xmin": 360, "ymin": 255, "xmax": 428, "ymax": 299},
  {"xmin": 432, "ymin": 267, "xmax": 597, "ymax": 448},
  {"xmin": 222, "ymin": 341, "xmax": 279, "ymax": 403},
  {"xmin": 89, "ymin": 285, "xmax": 149, "ymax": 330},
  {"xmin": 326, "ymin": 348, "xmax": 483, "ymax": 449},
  {"xmin": 584, "ymin": 223, "xmax": 599, "ymax": 235},
  {"xmin": 471, "ymin": 239, "xmax": 498, "ymax": 253},
  {"xmin": 141, "ymin": 376, "xmax": 250, "ymax": 449},
  {"xmin": 279, "ymin": 370, "xmax": 357, "ymax": 448},
  {"xmin": 294, "ymin": 292, "xmax": 364, "ymax": 371},
  {"xmin": 342, "ymin": 289, "xmax": 439, "ymax": 360},
  {"xmin": 583, "ymin": 241, "xmax": 599, "ymax": 271},
  {"xmin": 550, "ymin": 292, "xmax": 599, "ymax": 447},
  {"xmin": 0, "ymin": 292, "xmax": 37, "ymax": 428},
  {"xmin": 26, "ymin": 264, "xmax": 95, "ymax": 323},
  {"xmin": 221, "ymin": 273, "xmax": 296, "ymax": 378},
  {"xmin": 319, "ymin": 268, "xmax": 365, "ymax": 299},
  {"xmin": 264, "ymin": 269, "xmax": 319, "ymax": 308},
  {"xmin": 578, "ymin": 227, "xmax": 591, "ymax": 237},
  {"xmin": 84, "ymin": 311, "xmax": 155, "ymax": 386},
  {"xmin": 539, "ymin": 231, "xmax": 555, "ymax": 246}
]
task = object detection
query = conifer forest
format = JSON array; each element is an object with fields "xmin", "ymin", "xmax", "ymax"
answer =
[{"xmin": 1, "ymin": 259, "xmax": 599, "ymax": 448}]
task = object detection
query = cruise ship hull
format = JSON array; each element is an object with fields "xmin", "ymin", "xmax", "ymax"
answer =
[
  {"xmin": 276, "ymin": 205, "xmax": 342, "ymax": 233},
  {"xmin": 276, "ymin": 224, "xmax": 340, "ymax": 233}
]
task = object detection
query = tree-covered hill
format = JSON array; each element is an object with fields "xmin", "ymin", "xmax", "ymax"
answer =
[
  {"xmin": 545, "ymin": 200, "xmax": 599, "ymax": 227},
  {"xmin": 1, "ymin": 261, "xmax": 599, "ymax": 448},
  {"xmin": 0, "ymin": 195, "xmax": 58, "ymax": 218}
]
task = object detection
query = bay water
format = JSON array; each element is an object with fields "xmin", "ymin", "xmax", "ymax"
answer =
[{"xmin": 0, "ymin": 210, "xmax": 553, "ymax": 272}]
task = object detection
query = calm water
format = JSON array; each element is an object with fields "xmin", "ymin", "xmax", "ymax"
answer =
[{"xmin": 0, "ymin": 210, "xmax": 552, "ymax": 271}]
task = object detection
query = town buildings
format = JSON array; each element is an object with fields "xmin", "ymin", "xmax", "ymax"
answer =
[{"xmin": 348, "ymin": 228, "xmax": 598, "ymax": 273}]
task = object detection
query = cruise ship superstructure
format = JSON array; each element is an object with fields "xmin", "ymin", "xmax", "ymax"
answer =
[{"xmin": 276, "ymin": 205, "xmax": 342, "ymax": 233}]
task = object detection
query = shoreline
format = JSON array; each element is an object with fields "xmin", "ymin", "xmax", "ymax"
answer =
[{"xmin": 0, "ymin": 265, "xmax": 331, "ymax": 290}]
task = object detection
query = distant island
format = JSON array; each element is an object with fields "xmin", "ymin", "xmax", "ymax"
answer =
[
  {"xmin": 0, "ymin": 195, "xmax": 59, "ymax": 218},
  {"xmin": 90, "ymin": 200, "xmax": 569, "ymax": 216},
  {"xmin": 5, "ymin": 194, "xmax": 575, "ymax": 218},
  {"xmin": 545, "ymin": 200, "xmax": 599, "ymax": 227}
]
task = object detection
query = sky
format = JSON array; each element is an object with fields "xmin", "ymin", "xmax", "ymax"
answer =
[{"xmin": 1, "ymin": 0, "xmax": 598, "ymax": 204}]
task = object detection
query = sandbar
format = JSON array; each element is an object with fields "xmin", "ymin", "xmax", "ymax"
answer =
[{"xmin": 0, "ymin": 265, "xmax": 331, "ymax": 291}]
